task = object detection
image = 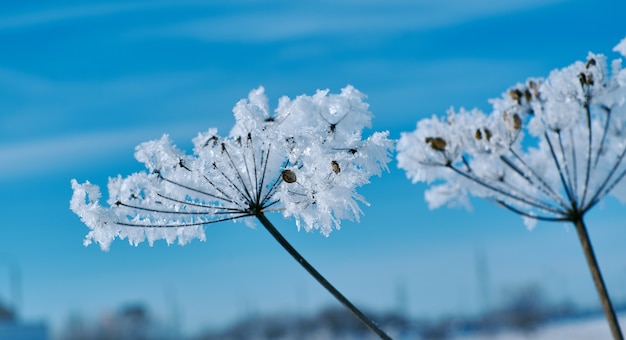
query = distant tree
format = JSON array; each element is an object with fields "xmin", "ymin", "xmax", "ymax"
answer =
[
  {"xmin": 499, "ymin": 285, "xmax": 547, "ymax": 332},
  {"xmin": 71, "ymin": 86, "xmax": 393, "ymax": 339},
  {"xmin": 398, "ymin": 38, "xmax": 626, "ymax": 339}
]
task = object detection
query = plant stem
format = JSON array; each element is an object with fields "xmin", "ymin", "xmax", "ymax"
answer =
[
  {"xmin": 256, "ymin": 212, "xmax": 392, "ymax": 339},
  {"xmin": 573, "ymin": 218, "xmax": 623, "ymax": 339}
]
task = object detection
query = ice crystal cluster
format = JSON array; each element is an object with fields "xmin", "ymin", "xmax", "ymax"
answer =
[
  {"xmin": 397, "ymin": 38, "xmax": 626, "ymax": 229},
  {"xmin": 71, "ymin": 86, "xmax": 392, "ymax": 250}
]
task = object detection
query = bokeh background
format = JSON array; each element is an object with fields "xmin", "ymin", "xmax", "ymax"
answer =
[{"xmin": 1, "ymin": 0, "xmax": 625, "ymax": 338}]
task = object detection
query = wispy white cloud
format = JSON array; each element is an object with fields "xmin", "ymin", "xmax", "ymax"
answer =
[
  {"xmin": 0, "ymin": 0, "xmax": 267, "ymax": 31},
  {"xmin": 0, "ymin": 122, "xmax": 214, "ymax": 181},
  {"xmin": 0, "ymin": 68, "xmax": 233, "ymax": 141},
  {"xmin": 131, "ymin": 0, "xmax": 566, "ymax": 43},
  {"xmin": 0, "ymin": 3, "xmax": 152, "ymax": 30}
]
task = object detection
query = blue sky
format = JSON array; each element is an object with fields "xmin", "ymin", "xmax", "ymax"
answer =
[{"xmin": 1, "ymin": 0, "xmax": 626, "ymax": 336}]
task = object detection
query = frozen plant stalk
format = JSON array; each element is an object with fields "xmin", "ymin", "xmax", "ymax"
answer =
[
  {"xmin": 71, "ymin": 86, "xmax": 393, "ymax": 339},
  {"xmin": 398, "ymin": 39, "xmax": 626, "ymax": 339}
]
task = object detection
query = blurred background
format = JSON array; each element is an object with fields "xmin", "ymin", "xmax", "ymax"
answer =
[{"xmin": 1, "ymin": 0, "xmax": 625, "ymax": 339}]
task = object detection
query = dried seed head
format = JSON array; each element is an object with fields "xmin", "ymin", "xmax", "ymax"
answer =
[
  {"xmin": 586, "ymin": 58, "xmax": 596, "ymax": 69},
  {"xmin": 425, "ymin": 137, "xmax": 447, "ymax": 151},
  {"xmin": 281, "ymin": 169, "xmax": 297, "ymax": 183},
  {"xmin": 331, "ymin": 160, "xmax": 340, "ymax": 174}
]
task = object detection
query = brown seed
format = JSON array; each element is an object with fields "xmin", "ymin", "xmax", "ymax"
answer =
[
  {"xmin": 425, "ymin": 137, "xmax": 447, "ymax": 151},
  {"xmin": 579, "ymin": 73, "xmax": 587, "ymax": 86},
  {"xmin": 331, "ymin": 161, "xmax": 340, "ymax": 174},
  {"xmin": 484, "ymin": 128, "xmax": 492, "ymax": 141},
  {"xmin": 475, "ymin": 129, "xmax": 482, "ymax": 140},
  {"xmin": 586, "ymin": 58, "xmax": 596, "ymax": 69},
  {"xmin": 513, "ymin": 114, "xmax": 522, "ymax": 130},
  {"xmin": 281, "ymin": 170, "xmax": 297, "ymax": 183},
  {"xmin": 509, "ymin": 89, "xmax": 522, "ymax": 105},
  {"xmin": 528, "ymin": 81, "xmax": 539, "ymax": 98},
  {"xmin": 524, "ymin": 89, "xmax": 532, "ymax": 102}
]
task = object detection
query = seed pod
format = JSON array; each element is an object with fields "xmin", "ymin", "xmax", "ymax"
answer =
[
  {"xmin": 524, "ymin": 89, "xmax": 532, "ymax": 102},
  {"xmin": 586, "ymin": 58, "xmax": 596, "ymax": 69},
  {"xmin": 425, "ymin": 137, "xmax": 447, "ymax": 151},
  {"xmin": 528, "ymin": 81, "xmax": 539, "ymax": 98},
  {"xmin": 475, "ymin": 129, "xmax": 482, "ymax": 140},
  {"xmin": 281, "ymin": 170, "xmax": 297, "ymax": 183},
  {"xmin": 579, "ymin": 73, "xmax": 587, "ymax": 86},
  {"xmin": 484, "ymin": 128, "xmax": 492, "ymax": 141},
  {"xmin": 509, "ymin": 89, "xmax": 522, "ymax": 105},
  {"xmin": 204, "ymin": 135, "xmax": 219, "ymax": 147},
  {"xmin": 331, "ymin": 160, "xmax": 340, "ymax": 174},
  {"xmin": 513, "ymin": 114, "xmax": 522, "ymax": 130}
]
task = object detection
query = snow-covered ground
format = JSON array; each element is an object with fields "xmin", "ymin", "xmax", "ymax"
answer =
[{"xmin": 453, "ymin": 314, "xmax": 626, "ymax": 340}]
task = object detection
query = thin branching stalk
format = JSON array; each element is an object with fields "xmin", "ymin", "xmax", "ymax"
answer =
[
  {"xmin": 581, "ymin": 100, "xmax": 594, "ymax": 206},
  {"xmin": 447, "ymin": 165, "xmax": 565, "ymax": 215},
  {"xmin": 255, "ymin": 212, "xmax": 392, "ymax": 340},
  {"xmin": 545, "ymin": 131, "xmax": 576, "ymax": 206},
  {"xmin": 506, "ymin": 149, "xmax": 569, "ymax": 208}
]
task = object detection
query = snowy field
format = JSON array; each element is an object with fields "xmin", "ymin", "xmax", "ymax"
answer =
[{"xmin": 452, "ymin": 314, "xmax": 626, "ymax": 340}]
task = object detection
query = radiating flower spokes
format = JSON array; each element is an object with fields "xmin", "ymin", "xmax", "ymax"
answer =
[{"xmin": 70, "ymin": 85, "xmax": 393, "ymax": 251}]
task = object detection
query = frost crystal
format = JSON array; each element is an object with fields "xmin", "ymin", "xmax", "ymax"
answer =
[
  {"xmin": 71, "ymin": 86, "xmax": 393, "ymax": 250},
  {"xmin": 397, "ymin": 41, "xmax": 626, "ymax": 229}
]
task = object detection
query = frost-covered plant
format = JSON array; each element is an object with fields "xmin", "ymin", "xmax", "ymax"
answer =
[
  {"xmin": 71, "ymin": 85, "xmax": 393, "ymax": 339},
  {"xmin": 397, "ymin": 39, "xmax": 626, "ymax": 339}
]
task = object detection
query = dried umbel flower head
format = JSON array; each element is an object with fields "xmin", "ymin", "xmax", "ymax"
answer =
[
  {"xmin": 398, "ymin": 40, "xmax": 626, "ymax": 226},
  {"xmin": 70, "ymin": 85, "xmax": 393, "ymax": 250},
  {"xmin": 398, "ymin": 37, "xmax": 626, "ymax": 340}
]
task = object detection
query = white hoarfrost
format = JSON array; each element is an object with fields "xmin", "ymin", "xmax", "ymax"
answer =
[
  {"xmin": 397, "ymin": 38, "xmax": 626, "ymax": 228},
  {"xmin": 71, "ymin": 86, "xmax": 393, "ymax": 250}
]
